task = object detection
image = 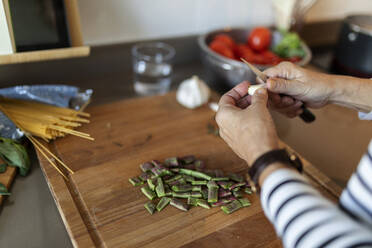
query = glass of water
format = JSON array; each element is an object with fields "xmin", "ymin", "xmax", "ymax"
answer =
[{"xmin": 132, "ymin": 42, "xmax": 176, "ymax": 96}]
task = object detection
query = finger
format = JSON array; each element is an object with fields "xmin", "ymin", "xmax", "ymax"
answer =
[
  {"xmin": 218, "ymin": 81, "xmax": 250, "ymax": 108},
  {"xmin": 268, "ymin": 92, "xmax": 281, "ymax": 106},
  {"xmin": 278, "ymin": 101, "xmax": 303, "ymax": 117},
  {"xmin": 287, "ymin": 107, "xmax": 304, "ymax": 118},
  {"xmin": 267, "ymin": 77, "xmax": 303, "ymax": 96},
  {"xmin": 279, "ymin": 96, "xmax": 295, "ymax": 108},
  {"xmin": 263, "ymin": 61, "xmax": 296, "ymax": 79},
  {"xmin": 251, "ymin": 88, "xmax": 268, "ymax": 109},
  {"xmin": 269, "ymin": 94, "xmax": 294, "ymax": 109},
  {"xmin": 236, "ymin": 94, "xmax": 252, "ymax": 109}
]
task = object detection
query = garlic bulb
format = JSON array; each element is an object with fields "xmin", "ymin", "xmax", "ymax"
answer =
[{"xmin": 176, "ymin": 76, "xmax": 210, "ymax": 109}]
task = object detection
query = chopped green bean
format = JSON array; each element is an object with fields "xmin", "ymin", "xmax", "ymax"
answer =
[
  {"xmin": 139, "ymin": 171, "xmax": 152, "ymax": 181},
  {"xmin": 212, "ymin": 177, "xmax": 229, "ymax": 181},
  {"xmin": 217, "ymin": 181, "xmax": 233, "ymax": 190},
  {"xmin": 144, "ymin": 202, "xmax": 156, "ymax": 215},
  {"xmin": 233, "ymin": 189, "xmax": 244, "ymax": 198},
  {"xmin": 218, "ymin": 189, "xmax": 232, "ymax": 198},
  {"xmin": 147, "ymin": 178, "xmax": 157, "ymax": 191},
  {"xmin": 164, "ymin": 174, "xmax": 183, "ymax": 184},
  {"xmin": 238, "ymin": 198, "xmax": 251, "ymax": 207},
  {"xmin": 170, "ymin": 198, "xmax": 189, "ymax": 211},
  {"xmin": 228, "ymin": 173, "xmax": 244, "ymax": 182},
  {"xmin": 156, "ymin": 197, "xmax": 171, "ymax": 211},
  {"xmin": 168, "ymin": 177, "xmax": 187, "ymax": 186},
  {"xmin": 190, "ymin": 192, "xmax": 202, "ymax": 198},
  {"xmin": 196, "ymin": 199, "xmax": 211, "ymax": 209},
  {"xmin": 172, "ymin": 192, "xmax": 191, "ymax": 198},
  {"xmin": 229, "ymin": 182, "xmax": 246, "ymax": 191},
  {"xmin": 191, "ymin": 185, "xmax": 201, "ymax": 192},
  {"xmin": 187, "ymin": 197, "xmax": 198, "ymax": 206},
  {"xmin": 221, "ymin": 200, "xmax": 242, "ymax": 214},
  {"xmin": 194, "ymin": 160, "xmax": 205, "ymax": 171},
  {"xmin": 129, "ymin": 177, "xmax": 143, "ymax": 186},
  {"xmin": 208, "ymin": 186, "xmax": 218, "ymax": 203},
  {"xmin": 140, "ymin": 162, "xmax": 154, "ymax": 172},
  {"xmin": 191, "ymin": 180, "xmax": 207, "ymax": 185},
  {"xmin": 179, "ymin": 168, "xmax": 212, "ymax": 180},
  {"xmin": 180, "ymin": 155, "xmax": 196, "ymax": 164},
  {"xmin": 244, "ymin": 187, "xmax": 253, "ymax": 195},
  {"xmin": 141, "ymin": 186, "xmax": 156, "ymax": 200},
  {"xmin": 171, "ymin": 184, "xmax": 192, "ymax": 192},
  {"xmin": 201, "ymin": 187, "xmax": 208, "ymax": 199},
  {"xmin": 183, "ymin": 175, "xmax": 195, "ymax": 182},
  {"xmin": 165, "ymin": 157, "xmax": 179, "ymax": 167},
  {"xmin": 155, "ymin": 178, "xmax": 165, "ymax": 197}
]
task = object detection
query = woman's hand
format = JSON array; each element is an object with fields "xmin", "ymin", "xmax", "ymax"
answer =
[
  {"xmin": 264, "ymin": 62, "xmax": 335, "ymax": 118},
  {"xmin": 216, "ymin": 81, "xmax": 279, "ymax": 165}
]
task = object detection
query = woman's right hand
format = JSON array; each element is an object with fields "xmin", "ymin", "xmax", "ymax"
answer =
[{"xmin": 264, "ymin": 62, "xmax": 335, "ymax": 117}]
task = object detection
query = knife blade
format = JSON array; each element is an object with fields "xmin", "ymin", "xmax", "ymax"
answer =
[{"xmin": 240, "ymin": 58, "xmax": 316, "ymax": 123}]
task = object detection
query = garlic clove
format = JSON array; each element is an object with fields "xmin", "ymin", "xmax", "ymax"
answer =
[{"xmin": 248, "ymin": 84, "xmax": 265, "ymax": 96}]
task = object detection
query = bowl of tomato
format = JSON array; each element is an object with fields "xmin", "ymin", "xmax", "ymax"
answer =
[{"xmin": 198, "ymin": 27, "xmax": 312, "ymax": 87}]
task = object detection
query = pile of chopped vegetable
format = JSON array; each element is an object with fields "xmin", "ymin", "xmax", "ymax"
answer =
[{"xmin": 129, "ymin": 156, "xmax": 252, "ymax": 215}]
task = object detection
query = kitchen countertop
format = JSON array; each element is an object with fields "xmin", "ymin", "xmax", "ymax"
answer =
[{"xmin": 0, "ymin": 35, "xmax": 371, "ymax": 247}]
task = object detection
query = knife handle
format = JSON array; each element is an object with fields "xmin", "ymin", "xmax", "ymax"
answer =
[{"xmin": 299, "ymin": 106, "xmax": 316, "ymax": 123}]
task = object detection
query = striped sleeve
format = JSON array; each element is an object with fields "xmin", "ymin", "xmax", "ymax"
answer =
[
  {"xmin": 339, "ymin": 140, "xmax": 372, "ymax": 226},
  {"xmin": 261, "ymin": 169, "xmax": 372, "ymax": 248},
  {"xmin": 358, "ymin": 111, "xmax": 372, "ymax": 120}
]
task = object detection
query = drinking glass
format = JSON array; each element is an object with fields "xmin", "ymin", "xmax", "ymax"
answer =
[{"xmin": 132, "ymin": 42, "xmax": 176, "ymax": 96}]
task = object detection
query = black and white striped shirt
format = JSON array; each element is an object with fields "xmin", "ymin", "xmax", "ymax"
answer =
[{"xmin": 261, "ymin": 141, "xmax": 372, "ymax": 248}]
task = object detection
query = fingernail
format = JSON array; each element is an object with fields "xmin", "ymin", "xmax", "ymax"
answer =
[{"xmin": 295, "ymin": 101, "xmax": 303, "ymax": 107}]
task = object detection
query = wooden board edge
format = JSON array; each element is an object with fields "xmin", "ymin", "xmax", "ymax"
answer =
[
  {"xmin": 35, "ymin": 144, "xmax": 96, "ymax": 248},
  {"xmin": 280, "ymin": 140, "xmax": 343, "ymax": 198},
  {"xmin": 0, "ymin": 166, "xmax": 17, "ymax": 206},
  {"xmin": 0, "ymin": 46, "xmax": 90, "ymax": 65}
]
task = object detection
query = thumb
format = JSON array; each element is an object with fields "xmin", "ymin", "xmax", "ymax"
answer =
[
  {"xmin": 267, "ymin": 78, "xmax": 304, "ymax": 96},
  {"xmin": 251, "ymin": 88, "xmax": 268, "ymax": 108}
]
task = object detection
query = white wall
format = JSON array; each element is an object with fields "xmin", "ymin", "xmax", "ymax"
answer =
[
  {"xmin": 77, "ymin": 0, "xmax": 275, "ymax": 45},
  {"xmin": 77, "ymin": 0, "xmax": 372, "ymax": 46}
]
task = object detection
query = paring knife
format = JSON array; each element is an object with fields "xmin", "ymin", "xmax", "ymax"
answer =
[{"xmin": 241, "ymin": 58, "xmax": 316, "ymax": 123}]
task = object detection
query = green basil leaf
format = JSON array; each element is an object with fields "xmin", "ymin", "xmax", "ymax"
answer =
[
  {"xmin": 0, "ymin": 137, "xmax": 30, "ymax": 176},
  {"xmin": 0, "ymin": 163, "xmax": 6, "ymax": 173},
  {"xmin": 0, "ymin": 183, "xmax": 10, "ymax": 195}
]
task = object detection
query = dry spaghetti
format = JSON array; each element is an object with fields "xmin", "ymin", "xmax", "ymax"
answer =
[{"xmin": 0, "ymin": 98, "xmax": 93, "ymax": 179}]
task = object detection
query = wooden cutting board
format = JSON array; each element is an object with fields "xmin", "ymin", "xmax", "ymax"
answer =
[{"xmin": 36, "ymin": 92, "xmax": 341, "ymax": 248}]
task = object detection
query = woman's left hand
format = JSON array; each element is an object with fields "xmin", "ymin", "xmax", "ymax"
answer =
[{"xmin": 216, "ymin": 81, "xmax": 280, "ymax": 165}]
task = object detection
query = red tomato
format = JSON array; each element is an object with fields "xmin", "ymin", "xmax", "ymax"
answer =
[
  {"xmin": 261, "ymin": 50, "xmax": 283, "ymax": 65},
  {"xmin": 247, "ymin": 27, "xmax": 271, "ymax": 52},
  {"xmin": 209, "ymin": 40, "xmax": 235, "ymax": 59},
  {"xmin": 213, "ymin": 34, "xmax": 235, "ymax": 49},
  {"xmin": 234, "ymin": 44, "xmax": 255, "ymax": 62},
  {"xmin": 252, "ymin": 54, "xmax": 270, "ymax": 65},
  {"xmin": 289, "ymin": 56, "xmax": 301, "ymax": 63}
]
